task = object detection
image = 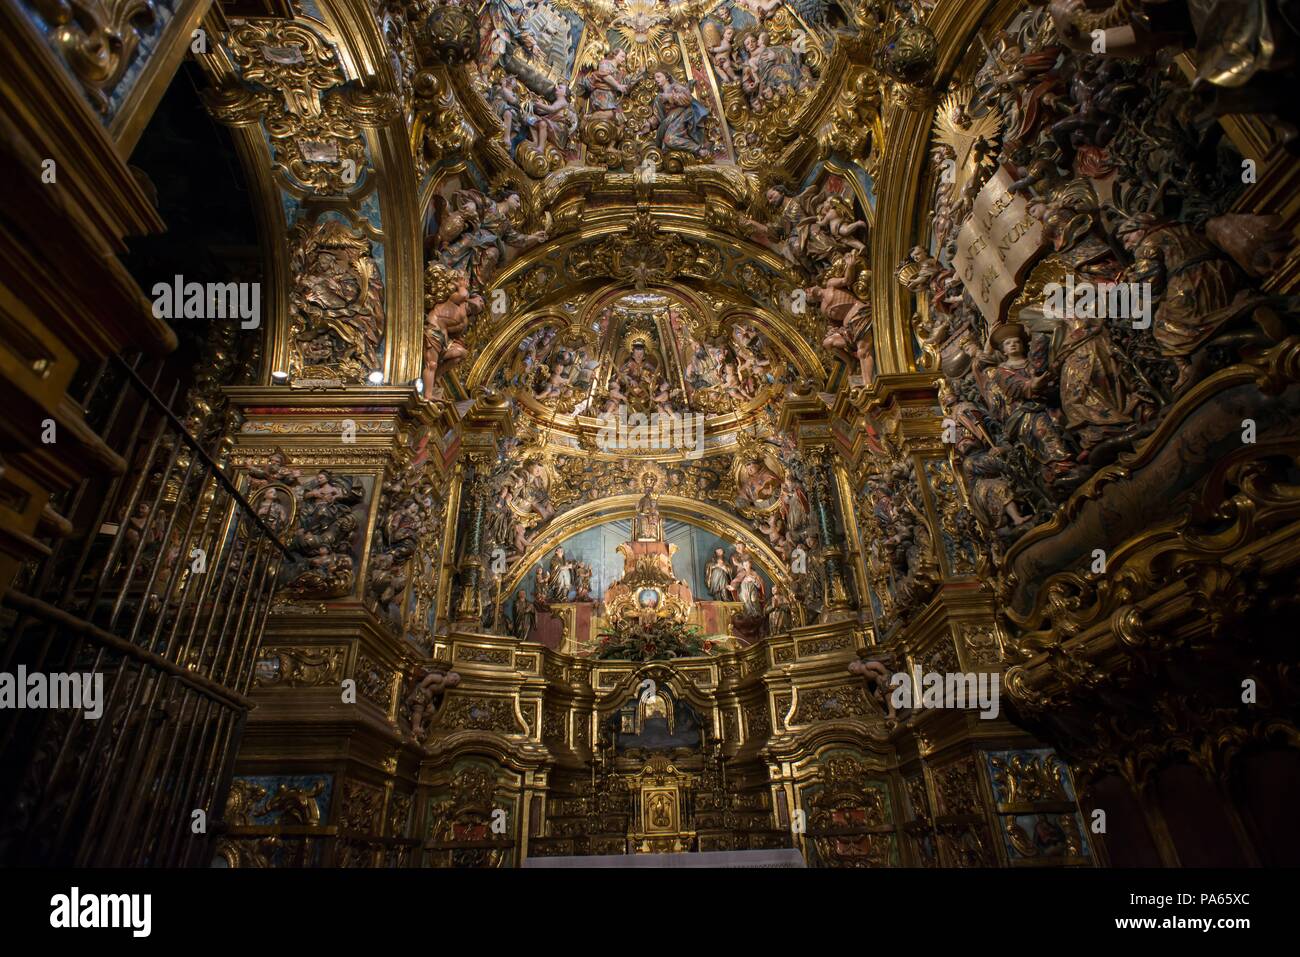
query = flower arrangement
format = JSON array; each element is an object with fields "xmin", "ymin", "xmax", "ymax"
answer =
[{"xmin": 593, "ymin": 616, "xmax": 711, "ymax": 661}]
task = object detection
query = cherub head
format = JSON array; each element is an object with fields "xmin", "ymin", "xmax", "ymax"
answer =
[{"xmin": 425, "ymin": 263, "xmax": 467, "ymax": 309}]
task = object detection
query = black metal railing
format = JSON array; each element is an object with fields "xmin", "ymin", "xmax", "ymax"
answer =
[{"xmin": 0, "ymin": 354, "xmax": 287, "ymax": 866}]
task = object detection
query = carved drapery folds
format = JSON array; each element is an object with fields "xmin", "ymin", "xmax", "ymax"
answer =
[{"xmin": 287, "ymin": 219, "xmax": 386, "ymax": 383}]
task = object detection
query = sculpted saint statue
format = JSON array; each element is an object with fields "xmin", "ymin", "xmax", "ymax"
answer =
[
  {"xmin": 705, "ymin": 547, "xmax": 731, "ymax": 600},
  {"xmin": 728, "ymin": 559, "xmax": 767, "ymax": 618},
  {"xmin": 633, "ymin": 473, "xmax": 663, "ymax": 542},
  {"xmin": 547, "ymin": 547, "xmax": 573, "ymax": 602}
]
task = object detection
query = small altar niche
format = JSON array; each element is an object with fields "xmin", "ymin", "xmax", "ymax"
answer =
[
  {"xmin": 602, "ymin": 473, "xmax": 693, "ymax": 620},
  {"xmin": 609, "ymin": 686, "xmax": 703, "ymax": 756},
  {"xmin": 600, "ymin": 686, "xmax": 707, "ymax": 854}
]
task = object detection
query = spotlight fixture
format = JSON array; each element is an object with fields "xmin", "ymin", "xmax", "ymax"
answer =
[
  {"xmin": 367, "ymin": 370, "xmax": 385, "ymax": 385},
  {"xmin": 271, "ymin": 370, "xmax": 289, "ymax": 384},
  {"xmin": 413, "ymin": 377, "xmax": 424, "ymax": 394}
]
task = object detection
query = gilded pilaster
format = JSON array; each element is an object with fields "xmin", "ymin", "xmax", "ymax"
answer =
[{"xmin": 216, "ymin": 385, "xmax": 456, "ymax": 865}]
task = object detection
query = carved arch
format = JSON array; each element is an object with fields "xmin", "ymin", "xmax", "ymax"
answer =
[{"xmin": 501, "ymin": 496, "xmax": 793, "ymax": 596}]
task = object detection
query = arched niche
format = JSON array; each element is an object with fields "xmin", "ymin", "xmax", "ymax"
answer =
[
  {"xmin": 500, "ymin": 495, "xmax": 790, "ymax": 596},
  {"xmin": 465, "ymin": 280, "xmax": 822, "ymax": 442}
]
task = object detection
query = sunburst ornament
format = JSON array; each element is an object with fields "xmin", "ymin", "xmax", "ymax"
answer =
[
  {"xmin": 931, "ymin": 87, "xmax": 1001, "ymax": 202},
  {"xmin": 611, "ymin": 0, "xmax": 673, "ymax": 48}
]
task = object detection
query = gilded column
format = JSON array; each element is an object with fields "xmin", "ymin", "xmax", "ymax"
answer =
[
  {"xmin": 452, "ymin": 457, "xmax": 490, "ymax": 628},
  {"xmin": 805, "ymin": 445, "xmax": 855, "ymax": 621}
]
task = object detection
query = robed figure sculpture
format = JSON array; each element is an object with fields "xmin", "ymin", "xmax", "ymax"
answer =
[{"xmin": 633, "ymin": 473, "xmax": 663, "ymax": 542}]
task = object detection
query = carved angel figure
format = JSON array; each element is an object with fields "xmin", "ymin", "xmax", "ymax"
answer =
[
  {"xmin": 431, "ymin": 189, "xmax": 546, "ymax": 287},
  {"xmin": 526, "ymin": 82, "xmax": 577, "ymax": 153},
  {"xmin": 422, "ymin": 263, "xmax": 484, "ymax": 397},
  {"xmin": 704, "ymin": 24, "xmax": 740, "ymax": 83},
  {"xmin": 807, "ymin": 254, "xmax": 871, "ymax": 362},
  {"xmin": 816, "ymin": 195, "xmax": 869, "ymax": 254},
  {"xmin": 406, "ymin": 666, "xmax": 461, "ymax": 741}
]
